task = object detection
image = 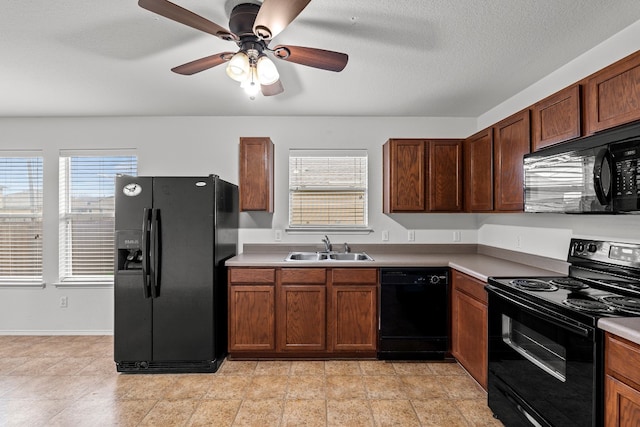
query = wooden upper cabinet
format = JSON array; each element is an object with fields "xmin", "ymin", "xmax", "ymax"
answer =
[
  {"xmin": 383, "ymin": 139, "xmax": 463, "ymax": 213},
  {"xmin": 586, "ymin": 50, "xmax": 640, "ymax": 135},
  {"xmin": 427, "ymin": 140, "xmax": 463, "ymax": 212},
  {"xmin": 531, "ymin": 84, "xmax": 582, "ymax": 151},
  {"xmin": 464, "ymin": 128, "xmax": 493, "ymax": 212},
  {"xmin": 239, "ymin": 137, "xmax": 274, "ymax": 212},
  {"xmin": 493, "ymin": 110, "xmax": 530, "ymax": 212},
  {"xmin": 383, "ymin": 139, "xmax": 426, "ymax": 212}
]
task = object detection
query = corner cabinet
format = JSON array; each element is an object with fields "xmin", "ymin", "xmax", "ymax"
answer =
[
  {"xmin": 228, "ymin": 267, "xmax": 378, "ymax": 359},
  {"xmin": 383, "ymin": 139, "xmax": 463, "ymax": 213},
  {"xmin": 586, "ymin": 50, "xmax": 640, "ymax": 134},
  {"xmin": 493, "ymin": 109, "xmax": 530, "ymax": 212},
  {"xmin": 464, "ymin": 127, "xmax": 494, "ymax": 212},
  {"xmin": 239, "ymin": 137, "xmax": 274, "ymax": 212},
  {"xmin": 451, "ymin": 270, "xmax": 488, "ymax": 389},
  {"xmin": 605, "ymin": 333, "xmax": 640, "ymax": 426}
]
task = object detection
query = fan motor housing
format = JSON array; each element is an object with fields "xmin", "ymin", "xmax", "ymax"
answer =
[{"xmin": 229, "ymin": 3, "xmax": 260, "ymax": 37}]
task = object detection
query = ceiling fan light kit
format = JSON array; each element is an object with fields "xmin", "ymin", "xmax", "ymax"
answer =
[{"xmin": 138, "ymin": 0, "xmax": 348, "ymax": 98}]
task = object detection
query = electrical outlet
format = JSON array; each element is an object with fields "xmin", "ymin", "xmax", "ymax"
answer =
[
  {"xmin": 408, "ymin": 230, "xmax": 415, "ymax": 241},
  {"xmin": 382, "ymin": 230, "xmax": 389, "ymax": 241},
  {"xmin": 60, "ymin": 296, "xmax": 68, "ymax": 308},
  {"xmin": 274, "ymin": 229, "xmax": 282, "ymax": 241},
  {"xmin": 453, "ymin": 231, "xmax": 461, "ymax": 242}
]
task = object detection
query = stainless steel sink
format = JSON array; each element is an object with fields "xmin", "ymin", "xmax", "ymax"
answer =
[{"xmin": 284, "ymin": 251, "xmax": 373, "ymax": 262}]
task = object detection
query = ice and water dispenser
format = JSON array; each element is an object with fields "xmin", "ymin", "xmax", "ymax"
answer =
[{"xmin": 116, "ymin": 230, "xmax": 143, "ymax": 271}]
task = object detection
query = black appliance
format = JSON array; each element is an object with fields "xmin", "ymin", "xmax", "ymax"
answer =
[
  {"xmin": 487, "ymin": 238, "xmax": 640, "ymax": 426},
  {"xmin": 114, "ymin": 175, "xmax": 238, "ymax": 373},
  {"xmin": 378, "ymin": 267, "xmax": 449, "ymax": 360},
  {"xmin": 524, "ymin": 121, "xmax": 640, "ymax": 213}
]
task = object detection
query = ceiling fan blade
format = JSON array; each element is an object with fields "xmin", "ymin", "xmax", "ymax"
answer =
[
  {"xmin": 253, "ymin": 0, "xmax": 311, "ymax": 40},
  {"xmin": 261, "ymin": 79, "xmax": 284, "ymax": 96},
  {"xmin": 272, "ymin": 45, "xmax": 348, "ymax": 72},
  {"xmin": 138, "ymin": 0, "xmax": 237, "ymax": 41},
  {"xmin": 171, "ymin": 52, "xmax": 235, "ymax": 75}
]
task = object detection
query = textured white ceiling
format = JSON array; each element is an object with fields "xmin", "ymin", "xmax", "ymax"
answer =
[{"xmin": 2, "ymin": 0, "xmax": 640, "ymax": 117}]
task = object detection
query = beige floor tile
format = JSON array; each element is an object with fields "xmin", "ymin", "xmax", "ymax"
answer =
[
  {"xmin": 121, "ymin": 374, "xmax": 178, "ymax": 400},
  {"xmin": 359, "ymin": 360, "xmax": 397, "ymax": 376},
  {"xmin": 217, "ymin": 360, "xmax": 257, "ymax": 376},
  {"xmin": 326, "ymin": 375, "xmax": 367, "ymax": 399},
  {"xmin": 164, "ymin": 374, "xmax": 215, "ymax": 399},
  {"xmin": 442, "ymin": 375, "xmax": 486, "ymax": 399},
  {"xmin": 291, "ymin": 360, "xmax": 325, "ymax": 376},
  {"xmin": 282, "ymin": 399, "xmax": 326, "ymax": 427},
  {"xmin": 325, "ymin": 360, "xmax": 362, "ymax": 376},
  {"xmin": 255, "ymin": 360, "xmax": 291, "ymax": 376},
  {"xmin": 455, "ymin": 398, "xmax": 504, "ymax": 426},
  {"xmin": 204, "ymin": 375, "xmax": 251, "ymax": 399},
  {"xmin": 245, "ymin": 375, "xmax": 288, "ymax": 399},
  {"xmin": 391, "ymin": 361, "xmax": 435, "ymax": 376},
  {"xmin": 411, "ymin": 398, "xmax": 469, "ymax": 426},
  {"xmin": 364, "ymin": 375, "xmax": 408, "ymax": 399},
  {"xmin": 187, "ymin": 399, "xmax": 242, "ymax": 427},
  {"xmin": 138, "ymin": 399, "xmax": 199, "ymax": 426},
  {"xmin": 287, "ymin": 375, "xmax": 326, "ymax": 399},
  {"xmin": 0, "ymin": 398, "xmax": 74, "ymax": 426},
  {"xmin": 326, "ymin": 399, "xmax": 374, "ymax": 426},
  {"xmin": 400, "ymin": 375, "xmax": 449, "ymax": 399},
  {"xmin": 429, "ymin": 362, "xmax": 468, "ymax": 376},
  {"xmin": 370, "ymin": 399, "xmax": 421, "ymax": 427},
  {"xmin": 7, "ymin": 357, "xmax": 64, "ymax": 376},
  {"xmin": 233, "ymin": 399, "xmax": 284, "ymax": 427}
]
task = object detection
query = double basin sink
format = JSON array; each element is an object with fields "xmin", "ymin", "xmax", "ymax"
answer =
[{"xmin": 285, "ymin": 251, "xmax": 373, "ymax": 262}]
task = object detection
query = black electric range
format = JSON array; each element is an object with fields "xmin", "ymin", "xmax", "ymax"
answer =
[{"xmin": 486, "ymin": 239, "xmax": 640, "ymax": 427}]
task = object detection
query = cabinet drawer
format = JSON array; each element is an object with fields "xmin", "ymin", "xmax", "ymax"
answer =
[
  {"xmin": 281, "ymin": 268, "xmax": 326, "ymax": 284},
  {"xmin": 229, "ymin": 268, "xmax": 275, "ymax": 284},
  {"xmin": 453, "ymin": 271, "xmax": 488, "ymax": 304},
  {"xmin": 332, "ymin": 268, "xmax": 378, "ymax": 284},
  {"xmin": 606, "ymin": 333, "xmax": 640, "ymax": 388}
]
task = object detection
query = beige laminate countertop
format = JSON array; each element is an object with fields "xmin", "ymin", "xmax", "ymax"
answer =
[
  {"xmin": 598, "ymin": 318, "xmax": 640, "ymax": 345},
  {"xmin": 225, "ymin": 251, "xmax": 562, "ymax": 283}
]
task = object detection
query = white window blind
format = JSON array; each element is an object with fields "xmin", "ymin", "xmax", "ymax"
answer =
[
  {"xmin": 289, "ymin": 149, "xmax": 368, "ymax": 228},
  {"xmin": 0, "ymin": 153, "xmax": 43, "ymax": 284},
  {"xmin": 59, "ymin": 151, "xmax": 137, "ymax": 284}
]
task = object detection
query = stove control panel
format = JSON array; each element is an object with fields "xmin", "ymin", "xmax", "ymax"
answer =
[{"xmin": 570, "ymin": 239, "xmax": 640, "ymax": 267}]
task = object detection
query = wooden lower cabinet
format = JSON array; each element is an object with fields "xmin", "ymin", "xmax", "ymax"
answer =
[
  {"xmin": 605, "ymin": 333, "xmax": 640, "ymax": 426},
  {"xmin": 228, "ymin": 267, "xmax": 378, "ymax": 358},
  {"xmin": 451, "ymin": 270, "xmax": 488, "ymax": 389},
  {"xmin": 330, "ymin": 268, "xmax": 378, "ymax": 352}
]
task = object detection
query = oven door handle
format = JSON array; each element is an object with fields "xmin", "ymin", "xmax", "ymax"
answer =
[{"xmin": 487, "ymin": 285, "xmax": 592, "ymax": 338}]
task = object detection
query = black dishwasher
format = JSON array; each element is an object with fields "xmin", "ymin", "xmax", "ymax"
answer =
[{"xmin": 378, "ymin": 268, "xmax": 449, "ymax": 360}]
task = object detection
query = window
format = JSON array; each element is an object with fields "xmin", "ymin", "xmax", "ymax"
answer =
[
  {"xmin": 0, "ymin": 153, "xmax": 43, "ymax": 285},
  {"xmin": 59, "ymin": 151, "xmax": 137, "ymax": 284},
  {"xmin": 289, "ymin": 149, "xmax": 368, "ymax": 229}
]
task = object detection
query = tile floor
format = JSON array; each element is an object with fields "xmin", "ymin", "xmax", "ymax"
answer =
[{"xmin": 0, "ymin": 336, "xmax": 503, "ymax": 426}]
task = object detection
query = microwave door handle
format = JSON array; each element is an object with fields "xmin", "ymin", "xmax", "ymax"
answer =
[{"xmin": 593, "ymin": 148, "xmax": 612, "ymax": 206}]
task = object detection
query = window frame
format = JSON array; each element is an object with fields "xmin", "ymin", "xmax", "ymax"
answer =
[{"xmin": 287, "ymin": 149, "xmax": 371, "ymax": 234}]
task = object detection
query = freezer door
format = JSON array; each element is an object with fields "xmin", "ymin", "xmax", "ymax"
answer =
[{"xmin": 151, "ymin": 176, "xmax": 216, "ymax": 361}]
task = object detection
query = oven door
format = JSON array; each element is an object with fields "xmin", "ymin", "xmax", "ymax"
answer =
[{"xmin": 487, "ymin": 286, "xmax": 600, "ymax": 427}]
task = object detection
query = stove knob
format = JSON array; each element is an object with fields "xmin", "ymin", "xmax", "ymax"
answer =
[
  {"xmin": 575, "ymin": 242, "xmax": 585, "ymax": 253},
  {"xmin": 588, "ymin": 243, "xmax": 598, "ymax": 253},
  {"xmin": 430, "ymin": 275, "xmax": 440, "ymax": 285}
]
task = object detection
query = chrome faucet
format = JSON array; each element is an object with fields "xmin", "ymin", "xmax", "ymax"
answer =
[
  {"xmin": 322, "ymin": 235, "xmax": 332, "ymax": 252},
  {"xmin": 344, "ymin": 242, "xmax": 351, "ymax": 253}
]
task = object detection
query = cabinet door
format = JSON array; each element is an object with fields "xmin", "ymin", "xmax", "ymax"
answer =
[
  {"xmin": 427, "ymin": 139, "xmax": 463, "ymax": 212},
  {"xmin": 228, "ymin": 285, "xmax": 275, "ymax": 351},
  {"xmin": 586, "ymin": 51, "xmax": 640, "ymax": 134},
  {"xmin": 464, "ymin": 128, "xmax": 494, "ymax": 212},
  {"xmin": 239, "ymin": 137, "xmax": 274, "ymax": 212},
  {"xmin": 493, "ymin": 109, "xmax": 530, "ymax": 211},
  {"xmin": 383, "ymin": 139, "xmax": 426, "ymax": 212},
  {"xmin": 531, "ymin": 84, "xmax": 581, "ymax": 151},
  {"xmin": 330, "ymin": 268, "xmax": 377, "ymax": 352},
  {"xmin": 451, "ymin": 272, "xmax": 488, "ymax": 389},
  {"xmin": 605, "ymin": 375, "xmax": 640, "ymax": 427},
  {"xmin": 278, "ymin": 268, "xmax": 327, "ymax": 352}
]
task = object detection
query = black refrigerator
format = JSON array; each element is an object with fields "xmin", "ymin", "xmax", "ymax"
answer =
[{"xmin": 114, "ymin": 175, "xmax": 238, "ymax": 373}]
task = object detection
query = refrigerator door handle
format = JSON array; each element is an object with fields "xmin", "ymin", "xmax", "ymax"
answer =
[
  {"xmin": 141, "ymin": 208, "xmax": 152, "ymax": 298},
  {"xmin": 150, "ymin": 208, "xmax": 160, "ymax": 298}
]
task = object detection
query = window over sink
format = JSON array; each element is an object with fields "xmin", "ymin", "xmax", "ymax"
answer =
[{"xmin": 288, "ymin": 149, "xmax": 368, "ymax": 232}]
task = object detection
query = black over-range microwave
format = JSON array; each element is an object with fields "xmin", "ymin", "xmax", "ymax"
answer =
[{"xmin": 524, "ymin": 122, "xmax": 640, "ymax": 213}]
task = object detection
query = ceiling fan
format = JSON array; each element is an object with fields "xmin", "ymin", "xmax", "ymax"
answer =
[{"xmin": 138, "ymin": 0, "xmax": 349, "ymax": 97}]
